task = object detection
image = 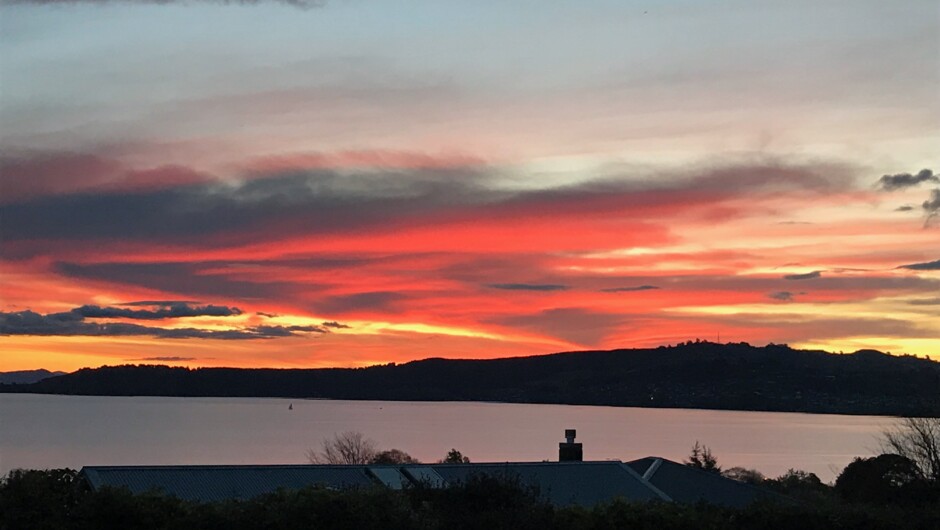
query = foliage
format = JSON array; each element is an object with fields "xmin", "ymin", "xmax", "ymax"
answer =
[
  {"xmin": 763, "ymin": 469, "xmax": 832, "ymax": 503},
  {"xmin": 834, "ymin": 454, "xmax": 935, "ymax": 505},
  {"xmin": 722, "ymin": 466, "xmax": 765, "ymax": 485},
  {"xmin": 0, "ymin": 468, "xmax": 81, "ymax": 530},
  {"xmin": 370, "ymin": 449, "xmax": 420, "ymax": 465},
  {"xmin": 440, "ymin": 449, "xmax": 470, "ymax": 464},
  {"xmin": 306, "ymin": 431, "xmax": 377, "ymax": 465},
  {"xmin": 882, "ymin": 417, "xmax": 940, "ymax": 482},
  {"xmin": 4, "ymin": 468, "xmax": 940, "ymax": 530},
  {"xmin": 685, "ymin": 441, "xmax": 720, "ymax": 473}
]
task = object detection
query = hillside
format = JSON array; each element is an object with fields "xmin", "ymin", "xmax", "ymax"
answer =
[
  {"xmin": 0, "ymin": 369, "xmax": 67, "ymax": 385},
  {"xmin": 3, "ymin": 343, "xmax": 939, "ymax": 416}
]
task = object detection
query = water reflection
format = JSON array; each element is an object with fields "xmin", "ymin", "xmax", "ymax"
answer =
[{"xmin": 0, "ymin": 393, "xmax": 892, "ymax": 481}]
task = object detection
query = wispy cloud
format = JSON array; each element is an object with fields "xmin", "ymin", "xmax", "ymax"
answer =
[
  {"xmin": 899, "ymin": 259, "xmax": 940, "ymax": 271},
  {"xmin": 490, "ymin": 308, "xmax": 624, "ymax": 346},
  {"xmin": 923, "ymin": 189, "xmax": 940, "ymax": 227},
  {"xmin": 600, "ymin": 285, "xmax": 659, "ymax": 293},
  {"xmin": 907, "ymin": 298, "xmax": 940, "ymax": 306},
  {"xmin": 874, "ymin": 168, "xmax": 940, "ymax": 228},
  {"xmin": 488, "ymin": 283, "xmax": 569, "ymax": 291},
  {"xmin": 74, "ymin": 302, "xmax": 241, "ymax": 320},
  {"xmin": 0, "ymin": 307, "xmax": 327, "ymax": 339},
  {"xmin": 877, "ymin": 169, "xmax": 938, "ymax": 191},
  {"xmin": 0, "ymin": 156, "xmax": 853, "ymax": 260},
  {"xmin": 783, "ymin": 271, "xmax": 822, "ymax": 280},
  {"xmin": 121, "ymin": 300, "xmax": 201, "ymax": 307},
  {"xmin": 1, "ymin": 0, "xmax": 325, "ymax": 7},
  {"xmin": 132, "ymin": 356, "xmax": 197, "ymax": 362}
]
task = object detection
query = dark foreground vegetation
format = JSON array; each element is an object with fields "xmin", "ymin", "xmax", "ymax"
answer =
[
  {"xmin": 3, "ymin": 468, "xmax": 939, "ymax": 530},
  {"xmin": 4, "ymin": 342, "xmax": 940, "ymax": 416}
]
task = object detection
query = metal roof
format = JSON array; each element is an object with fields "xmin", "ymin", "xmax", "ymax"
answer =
[
  {"xmin": 625, "ymin": 457, "xmax": 786, "ymax": 508},
  {"xmin": 423, "ymin": 461, "xmax": 669, "ymax": 506},
  {"xmin": 80, "ymin": 460, "xmax": 678, "ymax": 506},
  {"xmin": 365, "ymin": 466, "xmax": 409, "ymax": 490},
  {"xmin": 81, "ymin": 465, "xmax": 375, "ymax": 503},
  {"xmin": 400, "ymin": 465, "xmax": 447, "ymax": 488}
]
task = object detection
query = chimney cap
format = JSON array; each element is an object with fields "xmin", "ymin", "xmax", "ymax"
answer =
[{"xmin": 559, "ymin": 429, "xmax": 582, "ymax": 462}]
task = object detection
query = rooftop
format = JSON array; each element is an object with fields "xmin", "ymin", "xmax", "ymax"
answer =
[{"xmin": 81, "ymin": 458, "xmax": 782, "ymax": 507}]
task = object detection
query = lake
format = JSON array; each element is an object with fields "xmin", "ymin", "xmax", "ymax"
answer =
[{"xmin": 0, "ymin": 393, "xmax": 896, "ymax": 482}]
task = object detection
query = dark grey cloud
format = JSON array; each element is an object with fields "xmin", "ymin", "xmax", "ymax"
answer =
[
  {"xmin": 121, "ymin": 300, "xmax": 200, "ymax": 307},
  {"xmin": 74, "ymin": 303, "xmax": 241, "ymax": 320},
  {"xmin": 898, "ymin": 259, "xmax": 940, "ymax": 271},
  {"xmin": 0, "ymin": 309, "xmax": 326, "ymax": 339},
  {"xmin": 55, "ymin": 262, "xmax": 300, "ymax": 301},
  {"xmin": 783, "ymin": 271, "xmax": 821, "ymax": 280},
  {"xmin": 600, "ymin": 285, "xmax": 659, "ymax": 293},
  {"xmin": 321, "ymin": 320, "xmax": 350, "ymax": 329},
  {"xmin": 314, "ymin": 292, "xmax": 407, "ymax": 314},
  {"xmin": 256, "ymin": 312, "xmax": 278, "ymax": 318},
  {"xmin": 907, "ymin": 297, "xmax": 940, "ymax": 306},
  {"xmin": 247, "ymin": 325, "xmax": 327, "ymax": 337},
  {"xmin": 877, "ymin": 169, "xmax": 938, "ymax": 191},
  {"xmin": 923, "ymin": 189, "xmax": 940, "ymax": 226},
  {"xmin": 489, "ymin": 308, "xmax": 624, "ymax": 346},
  {"xmin": 1, "ymin": 158, "xmax": 854, "ymax": 259},
  {"xmin": 2, "ymin": 0, "xmax": 325, "ymax": 7},
  {"xmin": 133, "ymin": 356, "xmax": 197, "ymax": 362},
  {"xmin": 895, "ymin": 205, "xmax": 915, "ymax": 212},
  {"xmin": 1, "ymin": 166, "xmax": 489, "ymax": 256},
  {"xmin": 694, "ymin": 313, "xmax": 937, "ymax": 344},
  {"xmin": 768, "ymin": 291, "xmax": 794, "ymax": 301},
  {"xmin": 487, "ymin": 283, "xmax": 569, "ymax": 291}
]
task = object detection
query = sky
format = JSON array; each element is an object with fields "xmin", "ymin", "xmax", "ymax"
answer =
[{"xmin": 0, "ymin": 0, "xmax": 938, "ymax": 372}]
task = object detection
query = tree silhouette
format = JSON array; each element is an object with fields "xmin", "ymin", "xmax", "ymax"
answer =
[
  {"xmin": 306, "ymin": 431, "xmax": 377, "ymax": 464},
  {"xmin": 722, "ymin": 467, "xmax": 764, "ymax": 484},
  {"xmin": 835, "ymin": 454, "xmax": 929, "ymax": 504},
  {"xmin": 881, "ymin": 417, "xmax": 940, "ymax": 482},
  {"xmin": 440, "ymin": 449, "xmax": 471, "ymax": 464},
  {"xmin": 685, "ymin": 441, "xmax": 720, "ymax": 473},
  {"xmin": 370, "ymin": 449, "xmax": 419, "ymax": 465}
]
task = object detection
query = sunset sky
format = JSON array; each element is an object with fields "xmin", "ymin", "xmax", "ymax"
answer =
[{"xmin": 1, "ymin": 0, "xmax": 938, "ymax": 372}]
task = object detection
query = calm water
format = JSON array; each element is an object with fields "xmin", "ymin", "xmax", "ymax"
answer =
[{"xmin": 0, "ymin": 393, "xmax": 895, "ymax": 482}]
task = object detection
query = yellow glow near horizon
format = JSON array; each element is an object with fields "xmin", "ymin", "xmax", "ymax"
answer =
[
  {"xmin": 793, "ymin": 339, "xmax": 940, "ymax": 361},
  {"xmin": 667, "ymin": 300, "xmax": 936, "ymax": 322}
]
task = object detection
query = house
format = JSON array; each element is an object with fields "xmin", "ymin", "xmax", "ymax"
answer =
[
  {"xmin": 80, "ymin": 430, "xmax": 785, "ymax": 507},
  {"xmin": 80, "ymin": 460, "xmax": 669, "ymax": 506},
  {"xmin": 625, "ymin": 456, "xmax": 789, "ymax": 508}
]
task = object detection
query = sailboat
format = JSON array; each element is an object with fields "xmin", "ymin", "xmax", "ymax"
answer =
[{"xmin": 288, "ymin": 403, "xmax": 293, "ymax": 411}]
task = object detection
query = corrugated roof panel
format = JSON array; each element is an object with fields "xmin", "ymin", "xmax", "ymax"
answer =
[
  {"xmin": 366, "ymin": 467, "xmax": 408, "ymax": 490},
  {"xmin": 81, "ymin": 460, "xmax": 692, "ymax": 506},
  {"xmin": 81, "ymin": 465, "xmax": 375, "ymax": 503},
  {"xmin": 400, "ymin": 466, "xmax": 447, "ymax": 488},
  {"xmin": 429, "ymin": 461, "xmax": 667, "ymax": 506},
  {"xmin": 625, "ymin": 457, "xmax": 786, "ymax": 507}
]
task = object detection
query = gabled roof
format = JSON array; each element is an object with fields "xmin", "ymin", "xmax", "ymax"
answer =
[
  {"xmin": 625, "ymin": 457, "xmax": 787, "ymax": 508},
  {"xmin": 429, "ymin": 461, "xmax": 670, "ymax": 506},
  {"xmin": 80, "ymin": 461, "xmax": 669, "ymax": 506},
  {"xmin": 81, "ymin": 465, "xmax": 375, "ymax": 503}
]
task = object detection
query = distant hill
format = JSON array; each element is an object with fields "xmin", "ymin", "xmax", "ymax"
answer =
[
  {"xmin": 3, "ymin": 343, "xmax": 939, "ymax": 416},
  {"xmin": 0, "ymin": 369, "xmax": 67, "ymax": 385}
]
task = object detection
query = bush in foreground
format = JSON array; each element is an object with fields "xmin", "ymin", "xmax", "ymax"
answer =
[{"xmin": 3, "ymin": 469, "xmax": 940, "ymax": 530}]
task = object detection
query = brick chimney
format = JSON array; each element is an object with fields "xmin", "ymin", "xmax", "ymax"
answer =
[{"xmin": 558, "ymin": 429, "xmax": 583, "ymax": 461}]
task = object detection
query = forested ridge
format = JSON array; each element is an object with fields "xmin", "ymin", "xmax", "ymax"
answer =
[{"xmin": 5, "ymin": 342, "xmax": 939, "ymax": 416}]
